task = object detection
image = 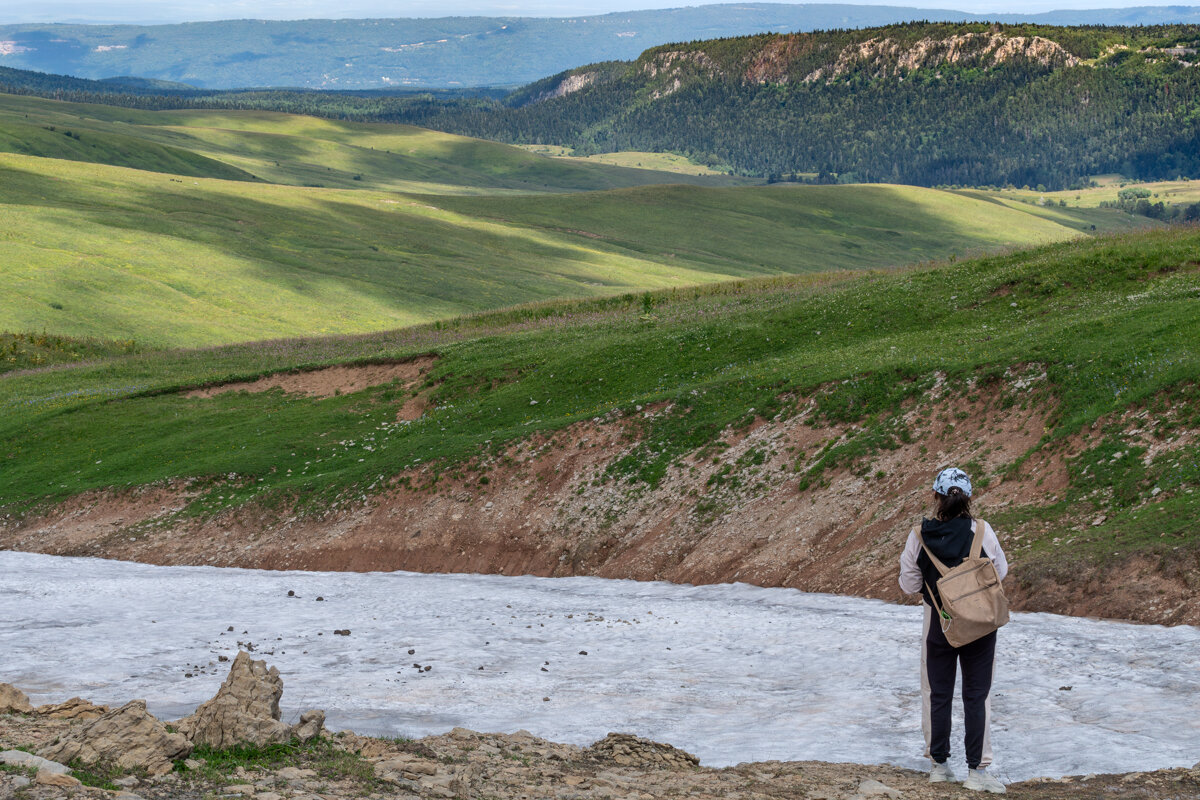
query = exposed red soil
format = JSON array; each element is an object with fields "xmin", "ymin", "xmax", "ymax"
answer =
[
  {"xmin": 185, "ymin": 356, "xmax": 436, "ymax": 399},
  {"xmin": 4, "ymin": 374, "xmax": 1197, "ymax": 627}
]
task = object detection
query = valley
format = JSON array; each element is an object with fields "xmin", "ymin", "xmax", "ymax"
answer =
[
  {"xmin": 0, "ymin": 92, "xmax": 1131, "ymax": 347},
  {"xmin": 2, "ymin": 11, "xmax": 1200, "ymax": 796}
]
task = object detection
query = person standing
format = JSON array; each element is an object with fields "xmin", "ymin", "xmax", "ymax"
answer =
[{"xmin": 899, "ymin": 467, "xmax": 1009, "ymax": 794}]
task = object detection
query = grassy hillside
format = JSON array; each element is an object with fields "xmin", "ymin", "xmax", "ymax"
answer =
[
  {"xmin": 0, "ymin": 93, "xmax": 748, "ymax": 193},
  {"xmin": 0, "ymin": 150, "xmax": 1120, "ymax": 347},
  {"xmin": 1, "ymin": 227, "xmax": 1197, "ymax": 580}
]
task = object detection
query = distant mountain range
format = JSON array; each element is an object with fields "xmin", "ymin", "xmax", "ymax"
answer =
[{"xmin": 3, "ymin": 3, "xmax": 1200, "ymax": 88}]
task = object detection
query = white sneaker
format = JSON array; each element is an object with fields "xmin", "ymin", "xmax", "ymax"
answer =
[
  {"xmin": 929, "ymin": 761, "xmax": 957, "ymax": 783},
  {"xmin": 964, "ymin": 768, "xmax": 1006, "ymax": 793}
]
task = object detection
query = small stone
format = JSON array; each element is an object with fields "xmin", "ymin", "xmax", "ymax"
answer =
[
  {"xmin": 257, "ymin": 792, "xmax": 283, "ymax": 800},
  {"xmin": 184, "ymin": 758, "xmax": 204, "ymax": 770},
  {"xmin": 114, "ymin": 775, "xmax": 142, "ymax": 788},
  {"xmin": 10, "ymin": 776, "xmax": 30, "ymax": 789},
  {"xmin": 579, "ymin": 651, "xmax": 588, "ymax": 655},
  {"xmin": 36, "ymin": 770, "xmax": 82, "ymax": 787},
  {"xmin": 408, "ymin": 649, "xmax": 416, "ymax": 655},
  {"xmin": 287, "ymin": 590, "xmax": 295, "ymax": 597},
  {"xmin": 225, "ymin": 783, "xmax": 256, "ymax": 795},
  {"xmin": 855, "ymin": 778, "xmax": 902, "ymax": 798},
  {"xmin": 316, "ymin": 596, "xmax": 324, "ymax": 601}
]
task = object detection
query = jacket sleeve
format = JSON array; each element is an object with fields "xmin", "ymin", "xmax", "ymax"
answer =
[
  {"xmin": 981, "ymin": 520, "xmax": 1009, "ymax": 582},
  {"xmin": 898, "ymin": 529, "xmax": 924, "ymax": 595}
]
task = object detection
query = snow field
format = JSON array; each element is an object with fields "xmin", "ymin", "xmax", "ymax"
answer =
[{"xmin": 1, "ymin": 551, "xmax": 1197, "ymax": 781}]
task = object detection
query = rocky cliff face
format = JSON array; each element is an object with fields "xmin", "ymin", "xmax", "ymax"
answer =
[
  {"xmin": 526, "ymin": 70, "xmax": 600, "ymax": 104},
  {"xmin": 804, "ymin": 33, "xmax": 1081, "ymax": 83}
]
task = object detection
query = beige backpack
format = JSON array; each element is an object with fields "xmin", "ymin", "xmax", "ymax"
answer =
[{"xmin": 920, "ymin": 520, "xmax": 1010, "ymax": 647}]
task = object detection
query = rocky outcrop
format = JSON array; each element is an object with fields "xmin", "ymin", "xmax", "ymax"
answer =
[
  {"xmin": 36, "ymin": 697, "xmax": 109, "ymax": 720},
  {"xmin": 39, "ymin": 700, "xmax": 191, "ymax": 776},
  {"xmin": 642, "ymin": 49, "xmax": 720, "ymax": 97},
  {"xmin": 587, "ymin": 732, "xmax": 700, "ymax": 768},
  {"xmin": 805, "ymin": 33, "xmax": 1080, "ymax": 83},
  {"xmin": 0, "ymin": 683, "xmax": 33, "ymax": 714},
  {"xmin": 175, "ymin": 652, "xmax": 324, "ymax": 748},
  {"xmin": 526, "ymin": 71, "xmax": 598, "ymax": 104}
]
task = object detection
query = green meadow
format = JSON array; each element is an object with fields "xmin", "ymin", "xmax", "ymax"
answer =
[
  {"xmin": 0, "ymin": 93, "xmax": 746, "ymax": 193},
  {"xmin": 1, "ymin": 227, "xmax": 1198, "ymax": 576},
  {"xmin": 0, "ymin": 131, "xmax": 1148, "ymax": 348},
  {"xmin": 0, "ymin": 92, "xmax": 1167, "ymax": 349}
]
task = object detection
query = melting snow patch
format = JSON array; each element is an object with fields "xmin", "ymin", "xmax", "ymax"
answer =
[{"xmin": 1, "ymin": 552, "xmax": 1197, "ymax": 782}]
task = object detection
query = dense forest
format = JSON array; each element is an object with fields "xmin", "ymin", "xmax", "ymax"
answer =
[{"xmin": 4, "ymin": 22, "xmax": 1200, "ymax": 189}]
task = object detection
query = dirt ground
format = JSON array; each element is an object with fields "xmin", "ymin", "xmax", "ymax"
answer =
[
  {"xmin": 4, "ymin": 369, "xmax": 1198, "ymax": 627},
  {"xmin": 3, "ymin": 709, "xmax": 1198, "ymax": 800},
  {"xmin": 185, "ymin": 357, "xmax": 436, "ymax": 400}
]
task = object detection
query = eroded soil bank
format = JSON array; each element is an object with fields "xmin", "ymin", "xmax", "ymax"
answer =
[{"xmin": 4, "ymin": 381, "xmax": 1197, "ymax": 626}]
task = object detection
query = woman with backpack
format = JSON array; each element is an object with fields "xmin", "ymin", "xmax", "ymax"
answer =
[{"xmin": 899, "ymin": 467, "xmax": 1009, "ymax": 794}]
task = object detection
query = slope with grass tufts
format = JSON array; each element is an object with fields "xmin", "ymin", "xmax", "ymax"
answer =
[{"xmin": 2, "ymin": 227, "xmax": 1197, "ymax": 625}]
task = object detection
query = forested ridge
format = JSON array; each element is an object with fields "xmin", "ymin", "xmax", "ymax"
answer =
[
  {"xmin": 409, "ymin": 22, "xmax": 1200, "ymax": 189},
  {"xmin": 4, "ymin": 22, "xmax": 1200, "ymax": 188}
]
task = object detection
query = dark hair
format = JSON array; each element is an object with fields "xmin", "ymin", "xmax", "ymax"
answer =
[{"xmin": 935, "ymin": 487, "xmax": 972, "ymax": 521}]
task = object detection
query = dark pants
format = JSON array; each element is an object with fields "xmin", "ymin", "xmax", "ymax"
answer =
[{"xmin": 925, "ymin": 617, "xmax": 996, "ymax": 769}]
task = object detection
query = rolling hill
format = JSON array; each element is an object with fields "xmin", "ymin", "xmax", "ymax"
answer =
[
  {"xmin": 0, "ymin": 92, "xmax": 750, "ymax": 192},
  {"xmin": 2, "ymin": 146, "xmax": 1129, "ymax": 347}
]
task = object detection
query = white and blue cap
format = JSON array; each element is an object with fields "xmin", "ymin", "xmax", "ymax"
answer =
[{"xmin": 933, "ymin": 467, "xmax": 972, "ymax": 498}]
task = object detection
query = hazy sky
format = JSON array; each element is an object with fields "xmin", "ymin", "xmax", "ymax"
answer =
[{"xmin": 4, "ymin": 0, "xmax": 1190, "ymax": 25}]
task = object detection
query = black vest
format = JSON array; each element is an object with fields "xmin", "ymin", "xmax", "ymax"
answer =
[{"xmin": 916, "ymin": 517, "xmax": 990, "ymax": 607}]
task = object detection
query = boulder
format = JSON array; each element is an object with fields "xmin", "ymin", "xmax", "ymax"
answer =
[
  {"xmin": 36, "ymin": 697, "xmax": 109, "ymax": 720},
  {"xmin": 0, "ymin": 750, "xmax": 71, "ymax": 774},
  {"xmin": 39, "ymin": 700, "xmax": 192, "ymax": 777},
  {"xmin": 176, "ymin": 651, "xmax": 324, "ymax": 749},
  {"xmin": 0, "ymin": 683, "xmax": 33, "ymax": 714},
  {"xmin": 586, "ymin": 732, "xmax": 699, "ymax": 769}
]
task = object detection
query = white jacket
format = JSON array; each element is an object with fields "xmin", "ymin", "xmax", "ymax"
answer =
[{"xmin": 899, "ymin": 519, "xmax": 1008, "ymax": 596}]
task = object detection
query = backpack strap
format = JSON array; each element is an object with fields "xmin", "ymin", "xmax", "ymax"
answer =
[
  {"xmin": 925, "ymin": 580, "xmax": 952, "ymax": 627},
  {"xmin": 971, "ymin": 519, "xmax": 987, "ymax": 559}
]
